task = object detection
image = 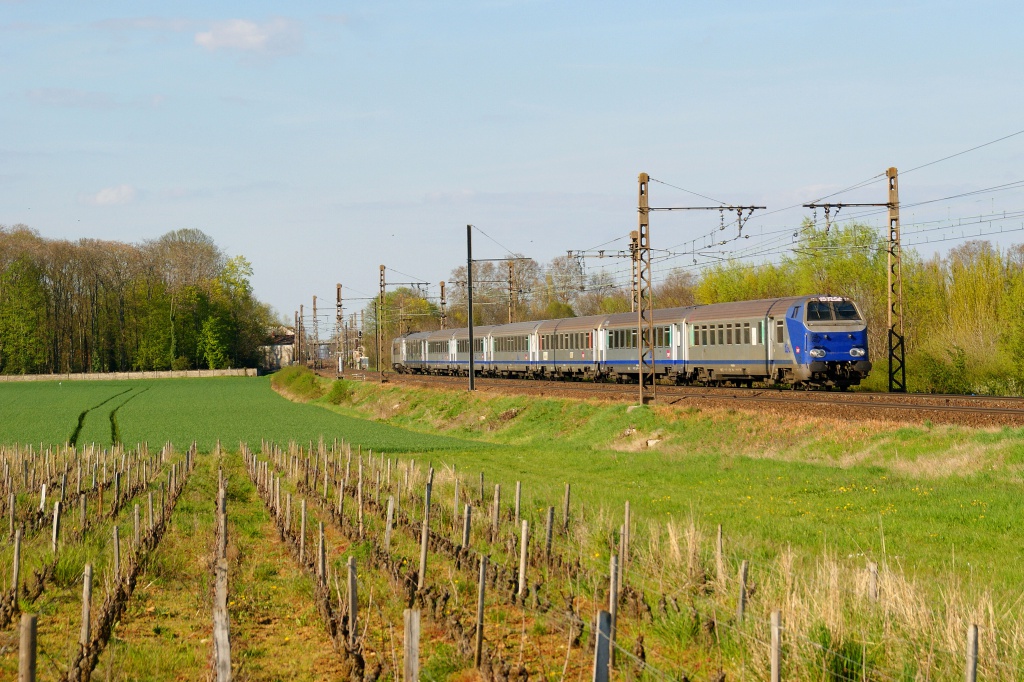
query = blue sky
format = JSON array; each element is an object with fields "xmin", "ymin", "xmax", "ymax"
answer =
[{"xmin": 2, "ymin": 1, "xmax": 1023, "ymax": 320}]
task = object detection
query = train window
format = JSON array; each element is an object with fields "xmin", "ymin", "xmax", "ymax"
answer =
[
  {"xmin": 833, "ymin": 301, "xmax": 861, "ymax": 321},
  {"xmin": 806, "ymin": 301, "xmax": 833, "ymax": 321},
  {"xmin": 726, "ymin": 324, "xmax": 733, "ymax": 345},
  {"xmin": 775, "ymin": 320, "xmax": 784, "ymax": 343},
  {"xmin": 701, "ymin": 326, "xmax": 708, "ymax": 345},
  {"xmin": 756, "ymin": 322, "xmax": 763, "ymax": 345},
  {"xmin": 690, "ymin": 325, "xmax": 697, "ymax": 347},
  {"xmin": 709, "ymin": 325, "xmax": 716, "ymax": 346},
  {"xmin": 743, "ymin": 323, "xmax": 751, "ymax": 345},
  {"xmin": 718, "ymin": 325, "xmax": 724, "ymax": 345}
]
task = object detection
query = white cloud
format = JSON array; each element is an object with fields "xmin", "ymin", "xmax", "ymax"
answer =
[
  {"xmin": 194, "ymin": 18, "xmax": 301, "ymax": 55},
  {"xmin": 86, "ymin": 184, "xmax": 137, "ymax": 206}
]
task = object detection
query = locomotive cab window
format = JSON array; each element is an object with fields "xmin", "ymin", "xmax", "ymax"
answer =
[
  {"xmin": 833, "ymin": 301, "xmax": 862, "ymax": 321},
  {"xmin": 806, "ymin": 300, "xmax": 833, "ymax": 321}
]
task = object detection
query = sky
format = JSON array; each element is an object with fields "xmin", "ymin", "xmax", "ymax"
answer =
[{"xmin": 2, "ymin": 1, "xmax": 1023, "ymax": 325}]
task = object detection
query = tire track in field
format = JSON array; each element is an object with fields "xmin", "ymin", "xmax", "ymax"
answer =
[
  {"xmin": 68, "ymin": 387, "xmax": 135, "ymax": 446},
  {"xmin": 108, "ymin": 386, "xmax": 151, "ymax": 446}
]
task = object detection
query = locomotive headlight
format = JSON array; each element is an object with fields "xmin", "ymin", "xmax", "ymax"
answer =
[
  {"xmin": 809, "ymin": 348, "xmax": 826, "ymax": 358},
  {"xmin": 850, "ymin": 347, "xmax": 866, "ymax": 357}
]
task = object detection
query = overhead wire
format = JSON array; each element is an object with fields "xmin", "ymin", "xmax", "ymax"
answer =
[
  {"xmin": 650, "ymin": 127, "xmax": 1024, "ymax": 269},
  {"xmin": 901, "ymin": 126, "xmax": 1024, "ymax": 176},
  {"xmin": 648, "ymin": 177, "xmax": 729, "ymax": 206},
  {"xmin": 473, "ymin": 224, "xmax": 518, "ymax": 257},
  {"xmin": 338, "ymin": 129, "xmax": 1024, "ymax": 320}
]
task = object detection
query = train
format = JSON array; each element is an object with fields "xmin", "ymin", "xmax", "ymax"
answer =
[{"xmin": 391, "ymin": 295, "xmax": 872, "ymax": 389}]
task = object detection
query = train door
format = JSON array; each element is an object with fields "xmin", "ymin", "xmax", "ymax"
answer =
[{"xmin": 766, "ymin": 316, "xmax": 787, "ymax": 380}]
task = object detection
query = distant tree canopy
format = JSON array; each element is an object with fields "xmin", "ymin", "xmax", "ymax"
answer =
[
  {"xmin": 0, "ymin": 225, "xmax": 276, "ymax": 373},
  {"xmin": 364, "ymin": 221, "xmax": 1024, "ymax": 394}
]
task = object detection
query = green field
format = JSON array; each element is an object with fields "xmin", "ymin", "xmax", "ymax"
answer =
[
  {"xmin": 3, "ymin": 372, "xmax": 1023, "ymax": 590},
  {"xmin": 0, "ymin": 377, "xmax": 471, "ymax": 453}
]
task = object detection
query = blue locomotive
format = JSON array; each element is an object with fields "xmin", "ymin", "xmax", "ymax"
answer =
[{"xmin": 392, "ymin": 295, "xmax": 871, "ymax": 389}]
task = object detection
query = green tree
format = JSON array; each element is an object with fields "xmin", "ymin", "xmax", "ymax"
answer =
[{"xmin": 0, "ymin": 257, "xmax": 48, "ymax": 373}]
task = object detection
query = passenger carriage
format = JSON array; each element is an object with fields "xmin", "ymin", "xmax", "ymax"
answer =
[
  {"xmin": 600, "ymin": 308, "xmax": 689, "ymax": 383},
  {"xmin": 486, "ymin": 321, "xmax": 541, "ymax": 377},
  {"xmin": 535, "ymin": 315, "xmax": 603, "ymax": 379}
]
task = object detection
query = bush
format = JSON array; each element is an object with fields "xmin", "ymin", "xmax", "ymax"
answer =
[
  {"xmin": 915, "ymin": 347, "xmax": 972, "ymax": 394},
  {"xmin": 270, "ymin": 365, "xmax": 326, "ymax": 400},
  {"xmin": 326, "ymin": 380, "xmax": 354, "ymax": 405}
]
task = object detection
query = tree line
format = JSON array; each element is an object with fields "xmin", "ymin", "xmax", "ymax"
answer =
[
  {"xmin": 365, "ymin": 222, "xmax": 1024, "ymax": 394},
  {"xmin": 0, "ymin": 225, "xmax": 276, "ymax": 374}
]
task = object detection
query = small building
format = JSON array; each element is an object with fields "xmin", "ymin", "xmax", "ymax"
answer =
[{"xmin": 260, "ymin": 327, "xmax": 295, "ymax": 370}]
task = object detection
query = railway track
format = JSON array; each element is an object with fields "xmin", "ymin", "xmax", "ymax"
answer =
[{"xmin": 338, "ymin": 370, "xmax": 1024, "ymax": 427}]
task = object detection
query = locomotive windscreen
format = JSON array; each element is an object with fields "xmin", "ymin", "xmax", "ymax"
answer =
[{"xmin": 807, "ymin": 299, "xmax": 862, "ymax": 322}]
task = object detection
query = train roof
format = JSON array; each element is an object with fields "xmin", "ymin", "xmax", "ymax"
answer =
[
  {"xmin": 536, "ymin": 313, "xmax": 609, "ymax": 333},
  {"xmin": 488, "ymin": 321, "xmax": 544, "ymax": 335},
  {"xmin": 451, "ymin": 325, "xmax": 497, "ymax": 340},
  {"xmin": 683, "ymin": 296, "xmax": 835, "ymax": 322},
  {"xmin": 602, "ymin": 306, "xmax": 696, "ymax": 328},
  {"xmin": 396, "ymin": 331, "xmax": 432, "ymax": 342}
]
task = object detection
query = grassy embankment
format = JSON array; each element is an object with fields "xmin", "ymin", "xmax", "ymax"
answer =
[
  {"xmin": 268, "ymin": 367, "xmax": 1024, "ymax": 678},
  {"xmin": 271, "ymin": 368, "xmax": 1024, "ymax": 588}
]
